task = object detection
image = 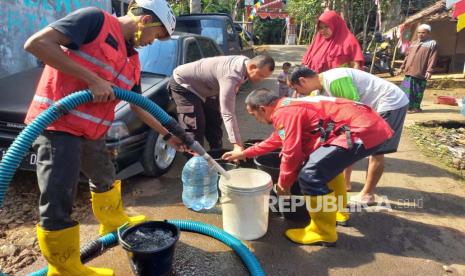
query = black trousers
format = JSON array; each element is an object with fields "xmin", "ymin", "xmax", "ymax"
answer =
[
  {"xmin": 169, "ymin": 78, "xmax": 223, "ymax": 149},
  {"xmin": 33, "ymin": 131, "xmax": 116, "ymax": 230}
]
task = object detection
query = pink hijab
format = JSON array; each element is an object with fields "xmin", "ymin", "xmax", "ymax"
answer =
[{"xmin": 301, "ymin": 11, "xmax": 364, "ymax": 73}]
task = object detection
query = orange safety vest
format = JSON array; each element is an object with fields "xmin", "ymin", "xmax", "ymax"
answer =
[
  {"xmin": 276, "ymin": 96, "xmax": 394, "ymax": 150},
  {"xmin": 25, "ymin": 10, "xmax": 140, "ymax": 140}
]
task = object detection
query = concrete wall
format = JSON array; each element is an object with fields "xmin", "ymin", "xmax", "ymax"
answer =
[
  {"xmin": 453, "ymin": 30, "xmax": 465, "ymax": 73},
  {"xmin": 455, "ymin": 28, "xmax": 465, "ymax": 54},
  {"xmin": 430, "ymin": 21, "xmax": 456, "ymax": 56},
  {"xmin": 429, "ymin": 20, "xmax": 465, "ymax": 73},
  {"xmin": 0, "ymin": 0, "xmax": 111, "ymax": 79}
]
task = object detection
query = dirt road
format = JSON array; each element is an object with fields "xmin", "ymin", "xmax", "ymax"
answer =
[{"xmin": 11, "ymin": 45, "xmax": 465, "ymax": 275}]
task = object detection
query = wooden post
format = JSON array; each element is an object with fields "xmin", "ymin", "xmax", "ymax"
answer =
[
  {"xmin": 370, "ymin": 43, "xmax": 379, "ymax": 74},
  {"xmin": 298, "ymin": 21, "xmax": 304, "ymax": 45},
  {"xmin": 190, "ymin": 0, "xmax": 201, "ymax": 13},
  {"xmin": 391, "ymin": 39, "xmax": 399, "ymax": 70}
]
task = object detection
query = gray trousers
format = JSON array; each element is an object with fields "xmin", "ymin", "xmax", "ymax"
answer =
[{"xmin": 33, "ymin": 131, "xmax": 116, "ymax": 230}]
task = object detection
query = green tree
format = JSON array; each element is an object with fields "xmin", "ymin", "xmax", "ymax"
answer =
[
  {"xmin": 286, "ymin": 0, "xmax": 323, "ymax": 44},
  {"xmin": 253, "ymin": 17, "xmax": 286, "ymax": 45},
  {"xmin": 168, "ymin": 0, "xmax": 234, "ymax": 15},
  {"xmin": 202, "ymin": 0, "xmax": 233, "ymax": 13}
]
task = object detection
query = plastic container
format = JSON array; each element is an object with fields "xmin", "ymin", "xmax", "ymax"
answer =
[
  {"xmin": 219, "ymin": 168, "xmax": 273, "ymax": 240},
  {"xmin": 435, "ymin": 95, "xmax": 458, "ymax": 106},
  {"xmin": 254, "ymin": 152, "xmax": 309, "ymax": 221},
  {"xmin": 244, "ymin": 139, "xmax": 265, "ymax": 149},
  {"xmin": 461, "ymin": 97, "xmax": 465, "ymax": 116},
  {"xmin": 275, "ymin": 184, "xmax": 310, "ymax": 221},
  {"xmin": 207, "ymin": 148, "xmax": 239, "ymax": 171},
  {"xmin": 119, "ymin": 221, "xmax": 180, "ymax": 276},
  {"xmin": 254, "ymin": 152, "xmax": 281, "ymax": 183},
  {"xmin": 182, "ymin": 156, "xmax": 219, "ymax": 211}
]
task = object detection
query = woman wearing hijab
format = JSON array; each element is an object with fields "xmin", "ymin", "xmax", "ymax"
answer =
[
  {"xmin": 302, "ymin": 10, "xmax": 364, "ymax": 73},
  {"xmin": 299, "ymin": 11, "xmax": 364, "ymax": 204}
]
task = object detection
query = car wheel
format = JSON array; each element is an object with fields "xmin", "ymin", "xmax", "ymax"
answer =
[{"xmin": 142, "ymin": 130, "xmax": 177, "ymax": 177}]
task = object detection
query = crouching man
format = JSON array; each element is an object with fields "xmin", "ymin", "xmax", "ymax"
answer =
[{"xmin": 223, "ymin": 89, "xmax": 393, "ymax": 246}]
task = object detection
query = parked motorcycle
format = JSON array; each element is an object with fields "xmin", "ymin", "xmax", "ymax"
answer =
[
  {"xmin": 364, "ymin": 48, "xmax": 394, "ymax": 76},
  {"xmin": 364, "ymin": 32, "xmax": 395, "ymax": 76}
]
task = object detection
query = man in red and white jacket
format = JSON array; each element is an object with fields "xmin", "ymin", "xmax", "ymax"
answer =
[
  {"xmin": 23, "ymin": 1, "xmax": 177, "ymax": 275},
  {"xmin": 223, "ymin": 88, "xmax": 393, "ymax": 246}
]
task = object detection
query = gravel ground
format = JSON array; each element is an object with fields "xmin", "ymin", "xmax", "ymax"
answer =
[
  {"xmin": 406, "ymin": 121, "xmax": 465, "ymax": 176},
  {"xmin": 0, "ymin": 172, "xmax": 92, "ymax": 274}
]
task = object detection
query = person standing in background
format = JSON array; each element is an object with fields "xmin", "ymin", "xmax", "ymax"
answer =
[
  {"xmin": 277, "ymin": 62, "xmax": 292, "ymax": 97},
  {"xmin": 301, "ymin": 10, "xmax": 364, "ymax": 75},
  {"xmin": 398, "ymin": 24, "xmax": 438, "ymax": 113}
]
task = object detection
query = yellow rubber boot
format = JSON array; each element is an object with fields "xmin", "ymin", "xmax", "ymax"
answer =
[
  {"xmin": 37, "ymin": 224, "xmax": 114, "ymax": 276},
  {"xmin": 91, "ymin": 180, "xmax": 145, "ymax": 236},
  {"xmin": 285, "ymin": 192, "xmax": 338, "ymax": 246},
  {"xmin": 327, "ymin": 173, "xmax": 350, "ymax": 226}
]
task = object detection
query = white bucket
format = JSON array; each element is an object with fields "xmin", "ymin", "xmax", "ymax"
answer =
[{"xmin": 219, "ymin": 168, "xmax": 273, "ymax": 240}]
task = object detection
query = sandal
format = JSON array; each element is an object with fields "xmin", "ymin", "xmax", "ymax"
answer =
[{"xmin": 348, "ymin": 193, "xmax": 376, "ymax": 206}]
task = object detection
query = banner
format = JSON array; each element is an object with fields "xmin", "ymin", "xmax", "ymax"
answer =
[
  {"xmin": 447, "ymin": 0, "xmax": 462, "ymax": 8},
  {"xmin": 453, "ymin": 0, "xmax": 465, "ymax": 32}
]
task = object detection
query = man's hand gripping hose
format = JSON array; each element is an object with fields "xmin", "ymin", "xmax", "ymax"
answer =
[{"xmin": 164, "ymin": 120, "xmax": 231, "ymax": 180}]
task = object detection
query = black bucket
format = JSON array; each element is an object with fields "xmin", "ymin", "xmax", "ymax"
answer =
[
  {"xmin": 277, "ymin": 184, "xmax": 310, "ymax": 221},
  {"xmin": 254, "ymin": 152, "xmax": 309, "ymax": 221},
  {"xmin": 119, "ymin": 221, "xmax": 180, "ymax": 276},
  {"xmin": 241, "ymin": 139, "xmax": 263, "ymax": 168},
  {"xmin": 207, "ymin": 148, "xmax": 239, "ymax": 171},
  {"xmin": 244, "ymin": 138, "xmax": 265, "ymax": 149},
  {"xmin": 254, "ymin": 152, "xmax": 280, "ymax": 183},
  {"xmin": 207, "ymin": 148, "xmax": 230, "ymax": 159}
]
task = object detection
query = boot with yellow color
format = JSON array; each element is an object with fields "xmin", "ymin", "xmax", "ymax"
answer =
[
  {"xmin": 285, "ymin": 192, "xmax": 338, "ymax": 246},
  {"xmin": 91, "ymin": 180, "xmax": 145, "ymax": 235},
  {"xmin": 37, "ymin": 224, "xmax": 114, "ymax": 276},
  {"xmin": 327, "ymin": 173, "xmax": 350, "ymax": 226}
]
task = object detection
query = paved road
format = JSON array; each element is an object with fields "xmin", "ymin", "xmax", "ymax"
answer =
[{"xmin": 21, "ymin": 45, "xmax": 465, "ymax": 275}]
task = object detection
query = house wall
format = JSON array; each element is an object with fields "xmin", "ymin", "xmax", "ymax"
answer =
[
  {"xmin": 0, "ymin": 0, "xmax": 111, "ymax": 79},
  {"xmin": 430, "ymin": 21, "xmax": 456, "ymax": 56},
  {"xmin": 429, "ymin": 20, "xmax": 465, "ymax": 73},
  {"xmin": 456, "ymin": 28, "xmax": 465, "ymax": 54},
  {"xmin": 454, "ymin": 29, "xmax": 465, "ymax": 73}
]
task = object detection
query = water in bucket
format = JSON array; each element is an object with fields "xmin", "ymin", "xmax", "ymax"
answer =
[
  {"xmin": 119, "ymin": 221, "xmax": 180, "ymax": 276},
  {"xmin": 124, "ymin": 227, "xmax": 176, "ymax": 251},
  {"xmin": 182, "ymin": 156, "xmax": 219, "ymax": 211}
]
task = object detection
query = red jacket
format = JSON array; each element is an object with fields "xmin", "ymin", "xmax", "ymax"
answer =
[
  {"xmin": 25, "ymin": 10, "xmax": 140, "ymax": 140},
  {"xmin": 244, "ymin": 96, "xmax": 393, "ymax": 188}
]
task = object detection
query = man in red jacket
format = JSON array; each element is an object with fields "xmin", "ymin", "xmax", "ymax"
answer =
[
  {"xmin": 23, "ymin": 0, "xmax": 178, "ymax": 275},
  {"xmin": 223, "ymin": 89, "xmax": 393, "ymax": 246}
]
